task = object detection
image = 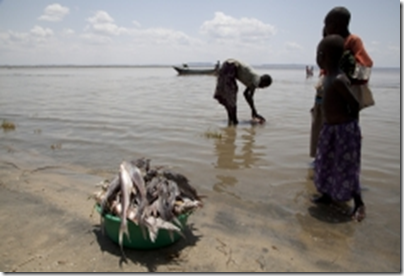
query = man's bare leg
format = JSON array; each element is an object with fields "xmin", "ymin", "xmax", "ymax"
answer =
[{"xmin": 226, "ymin": 106, "xmax": 238, "ymax": 126}]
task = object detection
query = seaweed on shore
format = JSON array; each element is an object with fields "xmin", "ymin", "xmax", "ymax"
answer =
[{"xmin": 203, "ymin": 129, "xmax": 222, "ymax": 140}]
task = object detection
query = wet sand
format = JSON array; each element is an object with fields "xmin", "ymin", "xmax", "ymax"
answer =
[{"xmin": 0, "ymin": 149, "xmax": 400, "ymax": 272}]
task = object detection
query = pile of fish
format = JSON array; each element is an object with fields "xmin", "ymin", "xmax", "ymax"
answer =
[{"xmin": 92, "ymin": 158, "xmax": 204, "ymax": 251}]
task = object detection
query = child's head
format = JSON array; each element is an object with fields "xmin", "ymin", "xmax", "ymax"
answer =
[
  {"xmin": 316, "ymin": 34, "xmax": 345, "ymax": 70},
  {"xmin": 258, "ymin": 74, "xmax": 272, "ymax": 88},
  {"xmin": 324, "ymin": 6, "xmax": 351, "ymax": 37}
]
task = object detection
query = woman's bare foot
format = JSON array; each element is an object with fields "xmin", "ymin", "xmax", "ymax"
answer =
[{"xmin": 352, "ymin": 205, "xmax": 366, "ymax": 222}]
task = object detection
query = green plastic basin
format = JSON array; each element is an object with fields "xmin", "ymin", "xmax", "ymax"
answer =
[{"xmin": 95, "ymin": 204, "xmax": 189, "ymax": 250}]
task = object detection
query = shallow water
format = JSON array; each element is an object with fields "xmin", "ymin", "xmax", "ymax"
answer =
[{"xmin": 0, "ymin": 66, "xmax": 401, "ymax": 271}]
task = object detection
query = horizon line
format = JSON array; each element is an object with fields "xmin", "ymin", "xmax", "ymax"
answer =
[{"xmin": 0, "ymin": 63, "xmax": 399, "ymax": 70}]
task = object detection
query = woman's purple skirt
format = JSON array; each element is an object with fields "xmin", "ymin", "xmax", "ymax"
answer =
[{"xmin": 314, "ymin": 120, "xmax": 362, "ymax": 202}]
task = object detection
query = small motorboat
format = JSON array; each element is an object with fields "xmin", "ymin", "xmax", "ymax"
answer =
[{"xmin": 173, "ymin": 65, "xmax": 218, "ymax": 76}]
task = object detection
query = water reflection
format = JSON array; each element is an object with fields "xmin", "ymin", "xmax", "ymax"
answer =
[
  {"xmin": 214, "ymin": 126, "xmax": 238, "ymax": 170},
  {"xmin": 214, "ymin": 126, "xmax": 263, "ymax": 170},
  {"xmin": 212, "ymin": 125, "xmax": 265, "ymax": 198}
]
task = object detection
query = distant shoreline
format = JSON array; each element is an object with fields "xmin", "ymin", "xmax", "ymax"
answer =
[{"xmin": 0, "ymin": 64, "xmax": 399, "ymax": 70}]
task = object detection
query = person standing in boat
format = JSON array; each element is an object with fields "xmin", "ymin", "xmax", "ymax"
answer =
[{"xmin": 213, "ymin": 59, "xmax": 272, "ymax": 126}]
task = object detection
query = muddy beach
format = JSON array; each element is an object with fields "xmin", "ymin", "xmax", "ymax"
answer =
[{"xmin": 0, "ymin": 149, "xmax": 400, "ymax": 272}]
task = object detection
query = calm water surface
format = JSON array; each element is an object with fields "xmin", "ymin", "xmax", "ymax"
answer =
[{"xmin": 0, "ymin": 66, "xmax": 401, "ymax": 270}]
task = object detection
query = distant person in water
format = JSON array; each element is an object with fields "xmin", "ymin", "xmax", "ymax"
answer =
[
  {"xmin": 312, "ymin": 34, "xmax": 365, "ymax": 222},
  {"xmin": 306, "ymin": 65, "xmax": 314, "ymax": 78},
  {"xmin": 214, "ymin": 60, "xmax": 220, "ymax": 71},
  {"xmin": 213, "ymin": 59, "xmax": 272, "ymax": 126}
]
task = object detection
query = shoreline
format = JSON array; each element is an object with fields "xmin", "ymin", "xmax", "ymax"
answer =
[{"xmin": 0, "ymin": 149, "xmax": 400, "ymax": 272}]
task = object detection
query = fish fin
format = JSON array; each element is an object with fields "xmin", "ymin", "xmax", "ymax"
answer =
[
  {"xmin": 156, "ymin": 217, "xmax": 183, "ymax": 238},
  {"xmin": 149, "ymin": 229, "xmax": 157, "ymax": 243},
  {"xmin": 160, "ymin": 220, "xmax": 185, "ymax": 240},
  {"xmin": 172, "ymin": 217, "xmax": 182, "ymax": 228},
  {"xmin": 145, "ymin": 217, "xmax": 158, "ymax": 243}
]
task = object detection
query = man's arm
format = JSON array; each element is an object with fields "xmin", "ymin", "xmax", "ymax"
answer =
[
  {"xmin": 244, "ymin": 87, "xmax": 265, "ymax": 121},
  {"xmin": 243, "ymin": 87, "xmax": 257, "ymax": 116}
]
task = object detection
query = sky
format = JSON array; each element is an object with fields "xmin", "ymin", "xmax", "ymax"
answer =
[{"xmin": 0, "ymin": 0, "xmax": 400, "ymax": 67}]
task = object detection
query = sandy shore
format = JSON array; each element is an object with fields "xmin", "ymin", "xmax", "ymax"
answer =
[{"xmin": 0, "ymin": 150, "xmax": 400, "ymax": 272}]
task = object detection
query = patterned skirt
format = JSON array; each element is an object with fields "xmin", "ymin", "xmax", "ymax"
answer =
[
  {"xmin": 213, "ymin": 61, "xmax": 238, "ymax": 109},
  {"xmin": 314, "ymin": 120, "xmax": 361, "ymax": 202}
]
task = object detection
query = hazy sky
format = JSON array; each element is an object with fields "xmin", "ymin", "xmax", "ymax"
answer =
[{"xmin": 0, "ymin": 0, "xmax": 400, "ymax": 67}]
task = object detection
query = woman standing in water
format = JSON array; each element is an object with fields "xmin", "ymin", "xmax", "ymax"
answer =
[{"xmin": 312, "ymin": 34, "xmax": 365, "ymax": 222}]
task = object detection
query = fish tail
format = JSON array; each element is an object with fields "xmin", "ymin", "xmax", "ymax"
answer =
[
  {"xmin": 119, "ymin": 220, "xmax": 131, "ymax": 249},
  {"xmin": 118, "ymin": 222, "xmax": 129, "ymax": 262}
]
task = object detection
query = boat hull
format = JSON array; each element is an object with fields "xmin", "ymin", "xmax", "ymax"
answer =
[{"xmin": 173, "ymin": 66, "xmax": 218, "ymax": 76}]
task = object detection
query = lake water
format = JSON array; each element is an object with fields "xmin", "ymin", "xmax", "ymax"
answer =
[{"xmin": 0, "ymin": 66, "xmax": 401, "ymax": 271}]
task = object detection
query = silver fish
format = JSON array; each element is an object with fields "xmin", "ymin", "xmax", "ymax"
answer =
[
  {"xmin": 146, "ymin": 176, "xmax": 162, "ymax": 202},
  {"xmin": 167, "ymin": 179, "xmax": 180, "ymax": 202},
  {"xmin": 92, "ymin": 190, "xmax": 106, "ymax": 205},
  {"xmin": 158, "ymin": 180, "xmax": 177, "ymax": 221},
  {"xmin": 110, "ymin": 199, "xmax": 122, "ymax": 216},
  {"xmin": 174, "ymin": 197, "xmax": 202, "ymax": 215},
  {"xmin": 140, "ymin": 197, "xmax": 161, "ymax": 240},
  {"xmin": 166, "ymin": 180, "xmax": 182, "ymax": 226},
  {"xmin": 127, "ymin": 205, "xmax": 139, "ymax": 224},
  {"xmin": 118, "ymin": 161, "xmax": 134, "ymax": 254},
  {"xmin": 130, "ymin": 157, "xmax": 150, "ymax": 176},
  {"xmin": 163, "ymin": 170, "xmax": 200, "ymax": 201},
  {"xmin": 100, "ymin": 175, "xmax": 120, "ymax": 216},
  {"xmin": 127, "ymin": 163, "xmax": 148, "ymax": 224},
  {"xmin": 145, "ymin": 195, "xmax": 161, "ymax": 218},
  {"xmin": 156, "ymin": 181, "xmax": 170, "ymax": 221},
  {"xmin": 144, "ymin": 216, "xmax": 183, "ymax": 242}
]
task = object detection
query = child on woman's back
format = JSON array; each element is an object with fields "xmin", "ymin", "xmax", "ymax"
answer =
[
  {"xmin": 324, "ymin": 6, "xmax": 375, "ymax": 109},
  {"xmin": 310, "ymin": 7, "xmax": 374, "ymax": 162},
  {"xmin": 312, "ymin": 34, "xmax": 365, "ymax": 222}
]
